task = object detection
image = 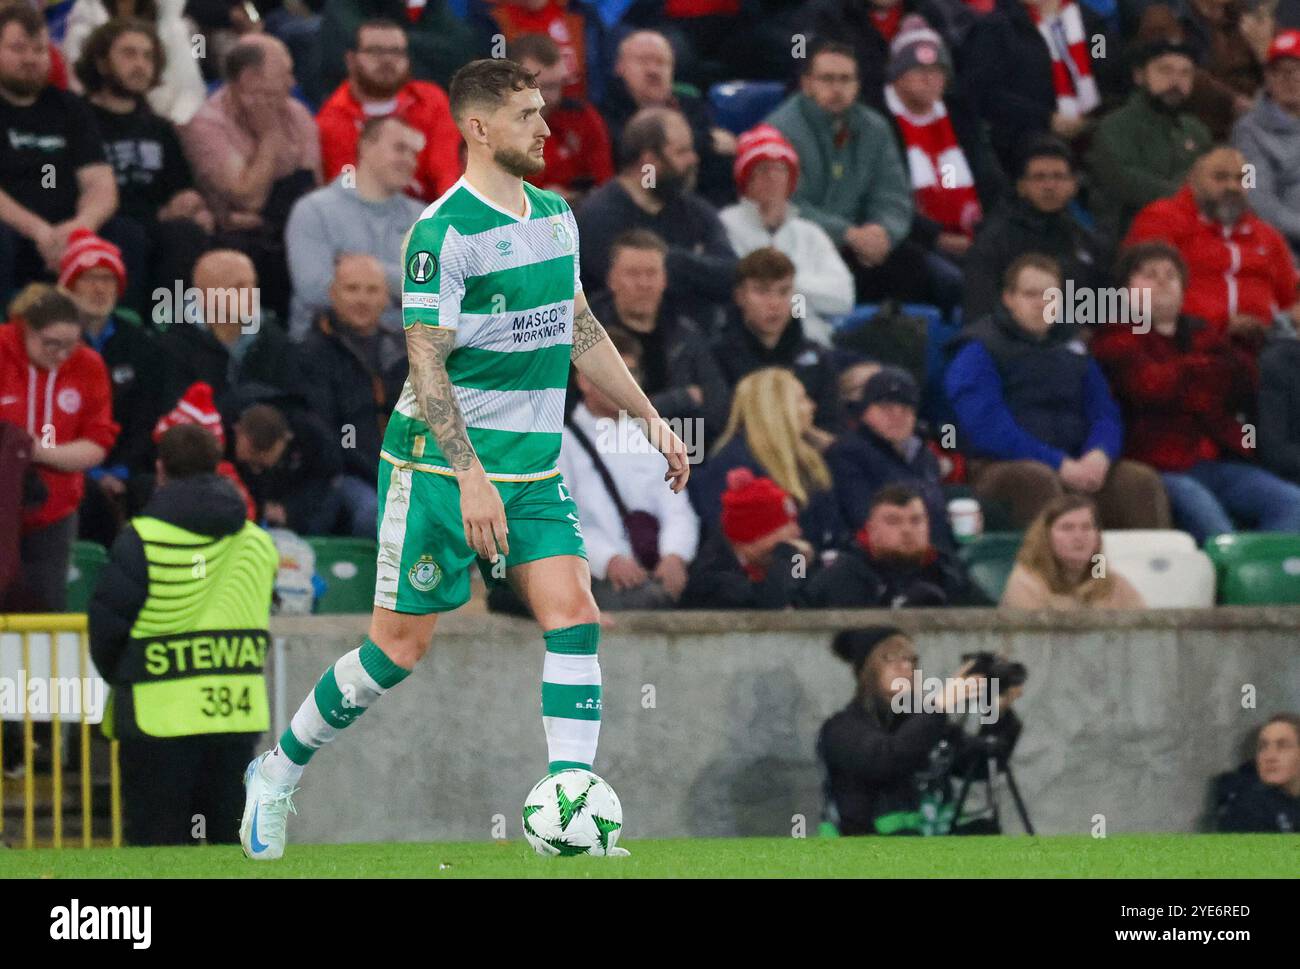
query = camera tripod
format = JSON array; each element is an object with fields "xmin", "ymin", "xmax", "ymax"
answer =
[{"xmin": 949, "ymin": 748, "xmax": 1035, "ymax": 835}]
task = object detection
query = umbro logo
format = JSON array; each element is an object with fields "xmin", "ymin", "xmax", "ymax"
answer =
[{"xmin": 496, "ymin": 239, "xmax": 513, "ymax": 256}]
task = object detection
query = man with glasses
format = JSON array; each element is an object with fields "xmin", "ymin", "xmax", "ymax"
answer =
[
  {"xmin": 317, "ymin": 19, "xmax": 463, "ymax": 203},
  {"xmin": 962, "ymin": 135, "xmax": 1107, "ymax": 323},
  {"xmin": 765, "ymin": 39, "xmax": 917, "ymax": 303},
  {"xmin": 945, "ymin": 252, "xmax": 1169, "ymax": 529}
]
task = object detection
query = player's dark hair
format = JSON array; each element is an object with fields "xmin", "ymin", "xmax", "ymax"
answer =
[
  {"xmin": 1115, "ymin": 240, "xmax": 1188, "ymax": 289},
  {"xmin": 75, "ymin": 18, "xmax": 165, "ymax": 95},
  {"xmin": 735, "ymin": 247, "xmax": 796, "ymax": 285},
  {"xmin": 1002, "ymin": 252, "xmax": 1062, "ymax": 293},
  {"xmin": 448, "ymin": 58, "xmax": 538, "ymax": 124},
  {"xmin": 236, "ymin": 404, "xmax": 291, "ymax": 452},
  {"xmin": 353, "ymin": 18, "xmax": 407, "ymax": 50},
  {"xmin": 158, "ymin": 424, "xmax": 222, "ymax": 478},
  {"xmin": 507, "ymin": 32, "xmax": 561, "ymax": 67},
  {"xmin": 868, "ymin": 483, "xmax": 923, "ymax": 513},
  {"xmin": 803, "ymin": 39, "xmax": 857, "ymax": 76}
]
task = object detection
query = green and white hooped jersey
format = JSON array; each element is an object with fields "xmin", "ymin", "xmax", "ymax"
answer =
[{"xmin": 385, "ymin": 177, "xmax": 581, "ymax": 481}]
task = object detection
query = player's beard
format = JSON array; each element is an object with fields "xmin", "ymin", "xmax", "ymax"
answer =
[{"xmin": 494, "ymin": 145, "xmax": 545, "ymax": 177}]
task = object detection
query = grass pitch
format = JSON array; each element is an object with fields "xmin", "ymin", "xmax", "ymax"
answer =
[{"xmin": 1, "ymin": 834, "xmax": 1294, "ymax": 878}]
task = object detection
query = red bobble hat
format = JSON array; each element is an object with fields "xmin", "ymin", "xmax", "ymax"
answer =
[
  {"xmin": 58, "ymin": 228, "xmax": 127, "ymax": 296},
  {"xmin": 721, "ymin": 467, "xmax": 799, "ymax": 543},
  {"xmin": 153, "ymin": 382, "xmax": 225, "ymax": 447},
  {"xmin": 733, "ymin": 124, "xmax": 800, "ymax": 197},
  {"xmin": 1268, "ymin": 30, "xmax": 1300, "ymax": 65}
]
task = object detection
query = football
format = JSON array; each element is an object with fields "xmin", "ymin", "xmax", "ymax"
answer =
[{"xmin": 522, "ymin": 769, "xmax": 623, "ymax": 856}]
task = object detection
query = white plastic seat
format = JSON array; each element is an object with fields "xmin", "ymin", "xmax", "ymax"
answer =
[
  {"xmin": 1103, "ymin": 547, "xmax": 1217, "ymax": 608},
  {"xmin": 1102, "ymin": 530, "xmax": 1198, "ymax": 558}
]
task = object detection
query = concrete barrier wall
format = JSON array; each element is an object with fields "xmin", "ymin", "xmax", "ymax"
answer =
[{"xmin": 263, "ymin": 608, "xmax": 1300, "ymax": 844}]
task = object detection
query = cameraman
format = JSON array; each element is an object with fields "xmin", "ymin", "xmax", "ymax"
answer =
[{"xmin": 817, "ymin": 627, "xmax": 1022, "ymax": 835}]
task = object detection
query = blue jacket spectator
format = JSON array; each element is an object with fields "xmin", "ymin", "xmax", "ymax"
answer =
[
  {"xmin": 828, "ymin": 366, "xmax": 953, "ymax": 547},
  {"xmin": 943, "ymin": 252, "xmax": 1169, "ymax": 529}
]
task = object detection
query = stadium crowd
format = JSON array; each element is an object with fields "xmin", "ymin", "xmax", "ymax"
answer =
[{"xmin": 4, "ymin": 0, "xmax": 1300, "ymax": 623}]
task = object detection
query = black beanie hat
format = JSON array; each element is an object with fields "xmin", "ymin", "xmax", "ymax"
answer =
[{"xmin": 831, "ymin": 626, "xmax": 908, "ymax": 674}]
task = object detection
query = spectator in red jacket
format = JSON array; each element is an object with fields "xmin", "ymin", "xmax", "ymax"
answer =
[
  {"xmin": 0, "ymin": 284, "xmax": 119, "ymax": 610},
  {"xmin": 316, "ymin": 18, "xmax": 462, "ymax": 203},
  {"xmin": 509, "ymin": 32, "xmax": 612, "ymax": 205},
  {"xmin": 1124, "ymin": 145, "xmax": 1300, "ymax": 346},
  {"xmin": 1092, "ymin": 241, "xmax": 1300, "ymax": 541}
]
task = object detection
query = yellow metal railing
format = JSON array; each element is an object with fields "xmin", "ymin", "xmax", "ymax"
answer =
[{"xmin": 0, "ymin": 614, "xmax": 121, "ymax": 849}]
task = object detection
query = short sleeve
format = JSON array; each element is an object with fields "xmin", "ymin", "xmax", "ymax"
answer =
[
  {"xmin": 401, "ymin": 217, "xmax": 463, "ymax": 329},
  {"xmin": 66, "ymin": 93, "xmax": 108, "ymax": 170},
  {"xmin": 567, "ymin": 206, "xmax": 582, "ymax": 295}
]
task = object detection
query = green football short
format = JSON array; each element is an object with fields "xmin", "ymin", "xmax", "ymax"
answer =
[{"xmin": 373, "ymin": 460, "xmax": 588, "ymax": 614}]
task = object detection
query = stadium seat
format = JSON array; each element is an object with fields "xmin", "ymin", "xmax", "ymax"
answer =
[
  {"xmin": 1103, "ymin": 548, "xmax": 1216, "ymax": 608},
  {"xmin": 1203, "ymin": 533, "xmax": 1300, "ymax": 566},
  {"xmin": 65, "ymin": 541, "xmax": 109, "ymax": 613},
  {"xmin": 959, "ymin": 531, "xmax": 1023, "ymax": 602},
  {"xmin": 1102, "ymin": 530, "xmax": 1197, "ymax": 558},
  {"xmin": 707, "ymin": 80, "xmax": 788, "ymax": 135},
  {"xmin": 1218, "ymin": 556, "xmax": 1300, "ymax": 605},
  {"xmin": 307, "ymin": 537, "xmax": 378, "ymax": 614}
]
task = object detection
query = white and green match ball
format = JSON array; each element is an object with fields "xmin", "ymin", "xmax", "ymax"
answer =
[{"xmin": 522, "ymin": 769, "xmax": 623, "ymax": 856}]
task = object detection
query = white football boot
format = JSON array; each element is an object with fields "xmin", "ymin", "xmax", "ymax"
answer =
[{"xmin": 239, "ymin": 752, "xmax": 298, "ymax": 861}]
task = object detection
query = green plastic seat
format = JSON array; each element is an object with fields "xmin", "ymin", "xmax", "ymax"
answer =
[
  {"xmin": 958, "ymin": 531, "xmax": 1024, "ymax": 563},
  {"xmin": 1203, "ymin": 533, "xmax": 1300, "ymax": 566},
  {"xmin": 307, "ymin": 537, "xmax": 378, "ymax": 614},
  {"xmin": 65, "ymin": 541, "xmax": 109, "ymax": 613},
  {"xmin": 1218, "ymin": 556, "xmax": 1300, "ymax": 605},
  {"xmin": 966, "ymin": 554, "xmax": 1017, "ymax": 603}
]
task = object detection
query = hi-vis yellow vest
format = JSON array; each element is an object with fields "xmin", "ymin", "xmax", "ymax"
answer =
[{"xmin": 104, "ymin": 516, "xmax": 279, "ymax": 739}]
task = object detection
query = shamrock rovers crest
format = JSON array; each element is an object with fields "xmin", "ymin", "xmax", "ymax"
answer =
[
  {"xmin": 406, "ymin": 250, "xmax": 437, "ymax": 284},
  {"xmin": 408, "ymin": 555, "xmax": 442, "ymax": 592}
]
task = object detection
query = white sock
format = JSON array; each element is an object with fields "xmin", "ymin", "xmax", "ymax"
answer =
[{"xmin": 260, "ymin": 744, "xmax": 305, "ymax": 787}]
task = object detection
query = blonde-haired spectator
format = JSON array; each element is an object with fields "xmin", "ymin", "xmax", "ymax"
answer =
[
  {"xmin": 689, "ymin": 367, "xmax": 844, "ymax": 552},
  {"xmin": 1000, "ymin": 495, "xmax": 1145, "ymax": 609}
]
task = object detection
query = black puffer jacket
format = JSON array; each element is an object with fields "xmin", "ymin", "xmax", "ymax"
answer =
[
  {"xmin": 961, "ymin": 196, "xmax": 1109, "ymax": 324},
  {"xmin": 88, "ymin": 472, "xmax": 249, "ymax": 684},
  {"xmin": 679, "ymin": 534, "xmax": 812, "ymax": 610},
  {"xmin": 818, "ymin": 693, "xmax": 953, "ymax": 835},
  {"xmin": 1213, "ymin": 762, "xmax": 1300, "ymax": 833},
  {"xmin": 802, "ymin": 541, "xmax": 987, "ymax": 608}
]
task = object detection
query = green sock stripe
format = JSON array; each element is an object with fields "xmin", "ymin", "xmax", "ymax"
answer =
[
  {"xmin": 359, "ymin": 638, "xmax": 410, "ymax": 688},
  {"xmin": 543, "ymin": 622, "xmax": 600, "ymax": 655},
  {"xmin": 542, "ymin": 681, "xmax": 602, "ymax": 721},
  {"xmin": 278, "ymin": 728, "xmax": 315, "ymax": 765},
  {"xmin": 314, "ymin": 667, "xmax": 364, "ymax": 729},
  {"xmin": 549, "ymin": 760, "xmax": 592, "ymax": 772}
]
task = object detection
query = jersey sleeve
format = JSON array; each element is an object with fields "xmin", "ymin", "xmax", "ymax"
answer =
[
  {"xmin": 566, "ymin": 204, "xmax": 582, "ymax": 295},
  {"xmin": 401, "ymin": 216, "xmax": 464, "ymax": 329}
]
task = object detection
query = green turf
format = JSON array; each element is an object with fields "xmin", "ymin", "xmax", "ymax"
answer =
[{"xmin": 0, "ymin": 834, "xmax": 1295, "ymax": 878}]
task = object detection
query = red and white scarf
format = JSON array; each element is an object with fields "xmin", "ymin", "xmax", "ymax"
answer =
[
  {"xmin": 1027, "ymin": 0, "xmax": 1099, "ymax": 119},
  {"xmin": 885, "ymin": 85, "xmax": 983, "ymax": 235}
]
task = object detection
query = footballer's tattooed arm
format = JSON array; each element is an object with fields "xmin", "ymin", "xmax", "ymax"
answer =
[
  {"xmin": 571, "ymin": 302, "xmax": 609, "ymax": 361},
  {"xmin": 406, "ymin": 324, "xmax": 478, "ymax": 473}
]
